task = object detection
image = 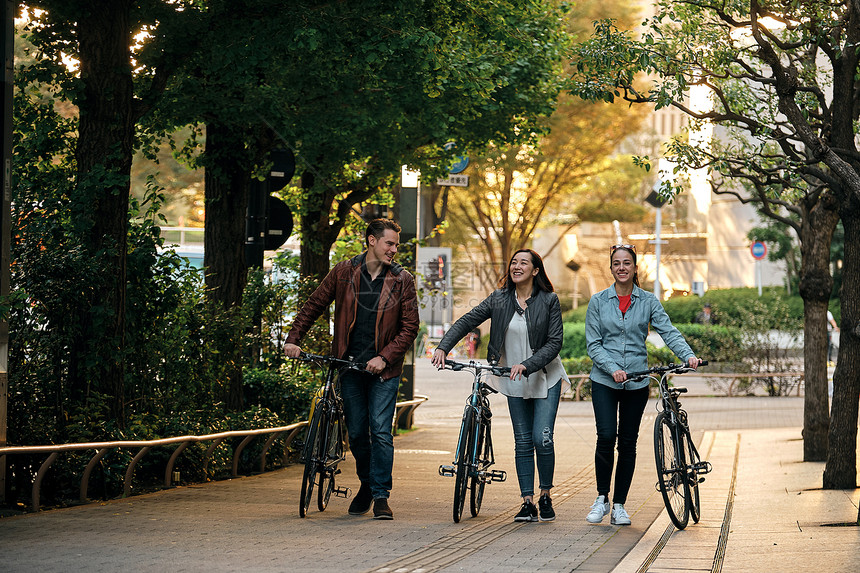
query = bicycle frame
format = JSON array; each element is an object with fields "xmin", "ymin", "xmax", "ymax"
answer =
[
  {"xmin": 293, "ymin": 352, "xmax": 365, "ymax": 517},
  {"xmin": 438, "ymin": 359, "xmax": 509, "ymax": 522},
  {"xmin": 628, "ymin": 362, "xmax": 713, "ymax": 529}
]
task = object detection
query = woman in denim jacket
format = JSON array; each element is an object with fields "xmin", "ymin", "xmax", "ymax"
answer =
[
  {"xmin": 432, "ymin": 249, "xmax": 569, "ymax": 523},
  {"xmin": 584, "ymin": 245, "xmax": 701, "ymax": 526}
]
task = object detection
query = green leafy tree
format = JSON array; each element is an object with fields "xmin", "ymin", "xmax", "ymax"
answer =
[
  {"xmin": 277, "ymin": 0, "xmax": 571, "ymax": 281},
  {"xmin": 16, "ymin": 1, "xmax": 201, "ymax": 424},
  {"xmin": 569, "ymin": 0, "xmax": 858, "ymax": 493},
  {"xmin": 442, "ymin": 0, "xmax": 649, "ymax": 288}
]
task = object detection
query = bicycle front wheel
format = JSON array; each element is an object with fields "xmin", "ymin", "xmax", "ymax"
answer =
[
  {"xmin": 470, "ymin": 419, "xmax": 490, "ymax": 517},
  {"xmin": 681, "ymin": 427, "xmax": 702, "ymax": 523},
  {"xmin": 300, "ymin": 404, "xmax": 325, "ymax": 518},
  {"xmin": 453, "ymin": 408, "xmax": 477, "ymax": 523},
  {"xmin": 318, "ymin": 415, "xmax": 343, "ymax": 512},
  {"xmin": 654, "ymin": 410, "xmax": 689, "ymax": 529}
]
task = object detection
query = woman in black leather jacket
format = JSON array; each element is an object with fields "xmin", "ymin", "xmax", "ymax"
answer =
[{"xmin": 432, "ymin": 249, "xmax": 569, "ymax": 523}]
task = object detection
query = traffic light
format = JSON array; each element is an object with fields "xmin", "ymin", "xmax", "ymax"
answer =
[
  {"xmin": 246, "ymin": 149, "xmax": 295, "ymax": 267},
  {"xmin": 426, "ymin": 254, "xmax": 447, "ymax": 290}
]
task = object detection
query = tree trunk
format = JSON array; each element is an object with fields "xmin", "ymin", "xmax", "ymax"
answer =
[
  {"xmin": 824, "ymin": 194, "xmax": 860, "ymax": 490},
  {"xmin": 204, "ymin": 124, "xmax": 251, "ymax": 411},
  {"xmin": 297, "ymin": 169, "xmax": 347, "ymax": 281},
  {"xmin": 798, "ymin": 195, "xmax": 839, "ymax": 461},
  {"xmin": 71, "ymin": 1, "xmax": 135, "ymax": 425}
]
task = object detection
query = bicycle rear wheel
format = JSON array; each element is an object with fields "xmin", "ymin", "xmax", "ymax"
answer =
[
  {"xmin": 300, "ymin": 404, "xmax": 324, "ymax": 518},
  {"xmin": 681, "ymin": 427, "xmax": 702, "ymax": 523},
  {"xmin": 318, "ymin": 415, "xmax": 343, "ymax": 512},
  {"xmin": 453, "ymin": 408, "xmax": 476, "ymax": 523},
  {"xmin": 654, "ymin": 410, "xmax": 689, "ymax": 529},
  {"xmin": 470, "ymin": 419, "xmax": 490, "ymax": 517}
]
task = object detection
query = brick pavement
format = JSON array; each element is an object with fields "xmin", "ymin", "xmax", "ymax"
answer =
[{"xmin": 1, "ymin": 359, "xmax": 857, "ymax": 572}]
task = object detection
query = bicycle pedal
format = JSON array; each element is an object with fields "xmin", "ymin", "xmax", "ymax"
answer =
[
  {"xmin": 333, "ymin": 486, "xmax": 351, "ymax": 498},
  {"xmin": 438, "ymin": 465, "xmax": 455, "ymax": 477},
  {"xmin": 488, "ymin": 469, "xmax": 507, "ymax": 482}
]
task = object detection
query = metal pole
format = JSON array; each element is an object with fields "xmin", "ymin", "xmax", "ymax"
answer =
[
  {"xmin": 757, "ymin": 259, "xmax": 762, "ymax": 296},
  {"xmin": 0, "ymin": 0, "xmax": 15, "ymax": 503},
  {"xmin": 654, "ymin": 206, "xmax": 662, "ymax": 300},
  {"xmin": 398, "ymin": 168, "xmax": 419, "ymax": 414}
]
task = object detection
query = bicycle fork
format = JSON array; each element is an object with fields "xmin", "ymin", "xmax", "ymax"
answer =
[{"xmin": 439, "ymin": 408, "xmax": 506, "ymax": 483}]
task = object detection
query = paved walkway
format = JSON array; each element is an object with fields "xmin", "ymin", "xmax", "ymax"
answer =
[{"xmin": 1, "ymin": 359, "xmax": 858, "ymax": 572}]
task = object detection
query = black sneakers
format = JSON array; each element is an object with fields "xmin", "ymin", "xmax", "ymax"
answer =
[
  {"xmin": 514, "ymin": 500, "xmax": 538, "ymax": 522},
  {"xmin": 372, "ymin": 498, "xmax": 394, "ymax": 520},
  {"xmin": 538, "ymin": 494, "xmax": 555, "ymax": 522},
  {"xmin": 348, "ymin": 483, "xmax": 373, "ymax": 515}
]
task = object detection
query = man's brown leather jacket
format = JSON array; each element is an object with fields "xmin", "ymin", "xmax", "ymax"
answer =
[{"xmin": 286, "ymin": 253, "xmax": 420, "ymax": 379}]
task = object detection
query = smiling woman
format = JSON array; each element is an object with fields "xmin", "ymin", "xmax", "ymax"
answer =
[
  {"xmin": 432, "ymin": 248, "xmax": 570, "ymax": 523},
  {"xmin": 583, "ymin": 244, "xmax": 701, "ymax": 527}
]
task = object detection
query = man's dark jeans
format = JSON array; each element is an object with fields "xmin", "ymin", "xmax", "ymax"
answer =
[
  {"xmin": 340, "ymin": 370, "xmax": 399, "ymax": 500},
  {"xmin": 591, "ymin": 381, "xmax": 650, "ymax": 505}
]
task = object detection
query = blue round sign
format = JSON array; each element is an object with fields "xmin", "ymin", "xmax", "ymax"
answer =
[
  {"xmin": 751, "ymin": 241, "xmax": 767, "ymax": 260},
  {"xmin": 444, "ymin": 141, "xmax": 469, "ymax": 174}
]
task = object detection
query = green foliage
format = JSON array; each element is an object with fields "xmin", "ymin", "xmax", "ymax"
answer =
[
  {"xmin": 560, "ymin": 322, "xmax": 588, "ymax": 359},
  {"xmin": 660, "ymin": 288, "xmax": 804, "ymax": 329},
  {"xmin": 671, "ymin": 324, "xmax": 745, "ymax": 364}
]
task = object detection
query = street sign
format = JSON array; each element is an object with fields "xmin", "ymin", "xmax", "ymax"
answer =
[
  {"xmin": 437, "ymin": 175, "xmax": 469, "ymax": 187},
  {"xmin": 443, "ymin": 141, "xmax": 469, "ymax": 174},
  {"xmin": 751, "ymin": 241, "xmax": 767, "ymax": 260}
]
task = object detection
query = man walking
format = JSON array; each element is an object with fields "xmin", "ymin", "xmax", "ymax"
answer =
[{"xmin": 284, "ymin": 219, "xmax": 419, "ymax": 520}]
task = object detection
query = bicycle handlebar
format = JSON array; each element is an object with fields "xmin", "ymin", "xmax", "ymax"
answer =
[
  {"xmin": 291, "ymin": 352, "xmax": 367, "ymax": 371},
  {"xmin": 627, "ymin": 360, "xmax": 709, "ymax": 381},
  {"xmin": 442, "ymin": 359, "xmax": 512, "ymax": 377}
]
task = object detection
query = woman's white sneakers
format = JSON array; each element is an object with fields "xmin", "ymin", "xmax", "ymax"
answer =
[
  {"xmin": 585, "ymin": 496, "xmax": 631, "ymax": 525},
  {"xmin": 610, "ymin": 503, "xmax": 631, "ymax": 525},
  {"xmin": 586, "ymin": 495, "xmax": 610, "ymax": 523}
]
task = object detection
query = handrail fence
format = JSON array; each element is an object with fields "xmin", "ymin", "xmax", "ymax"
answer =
[{"xmin": 0, "ymin": 394, "xmax": 427, "ymax": 512}]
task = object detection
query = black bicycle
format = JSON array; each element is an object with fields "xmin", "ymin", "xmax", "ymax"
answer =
[
  {"xmin": 627, "ymin": 361, "xmax": 713, "ymax": 529},
  {"xmin": 292, "ymin": 352, "xmax": 365, "ymax": 518},
  {"xmin": 438, "ymin": 359, "xmax": 509, "ymax": 523}
]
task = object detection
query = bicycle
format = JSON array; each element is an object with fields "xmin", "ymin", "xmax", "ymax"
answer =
[
  {"xmin": 292, "ymin": 352, "xmax": 366, "ymax": 518},
  {"xmin": 626, "ymin": 361, "xmax": 713, "ymax": 530},
  {"xmin": 437, "ymin": 359, "xmax": 510, "ymax": 523}
]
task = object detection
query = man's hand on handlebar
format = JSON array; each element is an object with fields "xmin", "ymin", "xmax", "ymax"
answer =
[
  {"xmin": 366, "ymin": 356, "xmax": 386, "ymax": 375},
  {"xmin": 284, "ymin": 343, "xmax": 302, "ymax": 358},
  {"xmin": 687, "ymin": 356, "xmax": 703, "ymax": 369},
  {"xmin": 431, "ymin": 348, "xmax": 447, "ymax": 368}
]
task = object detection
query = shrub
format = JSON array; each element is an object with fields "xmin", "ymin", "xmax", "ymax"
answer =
[{"xmin": 560, "ymin": 322, "xmax": 587, "ymax": 358}]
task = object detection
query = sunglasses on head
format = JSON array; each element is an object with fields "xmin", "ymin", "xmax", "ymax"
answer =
[{"xmin": 610, "ymin": 244, "xmax": 636, "ymax": 255}]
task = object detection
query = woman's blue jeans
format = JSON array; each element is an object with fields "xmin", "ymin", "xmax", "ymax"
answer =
[
  {"xmin": 340, "ymin": 370, "xmax": 399, "ymax": 500},
  {"xmin": 506, "ymin": 381, "xmax": 562, "ymax": 497},
  {"xmin": 591, "ymin": 381, "xmax": 650, "ymax": 505}
]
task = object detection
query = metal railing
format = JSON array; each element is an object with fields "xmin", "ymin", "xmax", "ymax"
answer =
[{"xmin": 0, "ymin": 394, "xmax": 428, "ymax": 512}]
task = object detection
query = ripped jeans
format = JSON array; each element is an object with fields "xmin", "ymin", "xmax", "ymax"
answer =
[{"xmin": 506, "ymin": 381, "xmax": 562, "ymax": 497}]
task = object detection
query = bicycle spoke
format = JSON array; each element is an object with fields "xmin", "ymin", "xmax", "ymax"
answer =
[
  {"xmin": 682, "ymin": 429, "xmax": 702, "ymax": 523},
  {"xmin": 299, "ymin": 407, "xmax": 324, "ymax": 518},
  {"xmin": 453, "ymin": 408, "xmax": 475, "ymax": 523},
  {"xmin": 654, "ymin": 411, "xmax": 689, "ymax": 529},
  {"xmin": 470, "ymin": 420, "xmax": 489, "ymax": 517}
]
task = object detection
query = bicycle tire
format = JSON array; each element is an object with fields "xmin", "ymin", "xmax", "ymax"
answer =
[
  {"xmin": 470, "ymin": 419, "xmax": 489, "ymax": 517},
  {"xmin": 654, "ymin": 410, "xmax": 689, "ymax": 529},
  {"xmin": 317, "ymin": 415, "xmax": 343, "ymax": 512},
  {"xmin": 299, "ymin": 403, "xmax": 325, "ymax": 518},
  {"xmin": 453, "ymin": 408, "xmax": 476, "ymax": 523},
  {"xmin": 681, "ymin": 427, "xmax": 702, "ymax": 523}
]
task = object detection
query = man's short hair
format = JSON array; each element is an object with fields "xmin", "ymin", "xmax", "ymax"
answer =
[{"xmin": 366, "ymin": 218, "xmax": 401, "ymax": 246}]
